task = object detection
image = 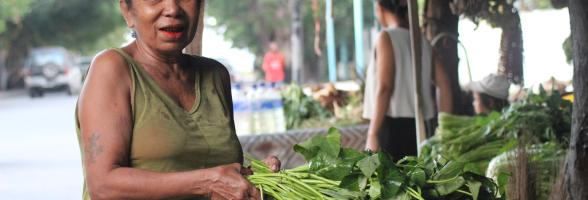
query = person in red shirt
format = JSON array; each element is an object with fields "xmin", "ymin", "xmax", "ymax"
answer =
[{"xmin": 262, "ymin": 42, "xmax": 286, "ymax": 83}]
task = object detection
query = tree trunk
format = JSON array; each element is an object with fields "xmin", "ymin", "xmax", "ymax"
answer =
[
  {"xmin": 184, "ymin": 0, "xmax": 205, "ymax": 56},
  {"xmin": 552, "ymin": 0, "xmax": 568, "ymax": 9},
  {"xmin": 564, "ymin": 0, "xmax": 588, "ymax": 199},
  {"xmin": 424, "ymin": 0, "xmax": 472, "ymax": 115}
]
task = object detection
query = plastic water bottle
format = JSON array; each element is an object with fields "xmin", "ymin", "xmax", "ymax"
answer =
[
  {"xmin": 248, "ymin": 83, "xmax": 262, "ymax": 134},
  {"xmin": 269, "ymin": 83, "xmax": 287, "ymax": 132},
  {"xmin": 231, "ymin": 84, "xmax": 251, "ymax": 135},
  {"xmin": 257, "ymin": 82, "xmax": 276, "ymax": 134}
]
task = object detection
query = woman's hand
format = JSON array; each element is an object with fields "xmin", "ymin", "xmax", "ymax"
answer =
[
  {"xmin": 207, "ymin": 163, "xmax": 260, "ymax": 200},
  {"xmin": 262, "ymin": 156, "xmax": 281, "ymax": 172},
  {"xmin": 365, "ymin": 133, "xmax": 379, "ymax": 152}
]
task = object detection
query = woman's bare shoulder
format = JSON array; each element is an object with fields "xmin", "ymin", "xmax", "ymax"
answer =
[
  {"xmin": 80, "ymin": 49, "xmax": 132, "ymax": 103},
  {"xmin": 85, "ymin": 49, "xmax": 133, "ymax": 87}
]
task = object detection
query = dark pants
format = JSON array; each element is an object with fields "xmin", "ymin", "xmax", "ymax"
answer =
[{"xmin": 378, "ymin": 117, "xmax": 418, "ymax": 161}]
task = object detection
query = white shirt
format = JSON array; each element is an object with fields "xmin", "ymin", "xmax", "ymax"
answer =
[{"xmin": 363, "ymin": 28, "xmax": 436, "ymax": 120}]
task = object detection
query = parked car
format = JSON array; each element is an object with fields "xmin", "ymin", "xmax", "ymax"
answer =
[
  {"xmin": 76, "ymin": 56, "xmax": 93, "ymax": 82},
  {"xmin": 23, "ymin": 47, "xmax": 82, "ymax": 97}
]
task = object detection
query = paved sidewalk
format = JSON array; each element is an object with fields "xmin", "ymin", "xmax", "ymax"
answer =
[{"xmin": 0, "ymin": 89, "xmax": 26, "ymax": 99}]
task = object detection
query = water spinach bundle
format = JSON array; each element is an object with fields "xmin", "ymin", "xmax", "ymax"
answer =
[{"xmin": 246, "ymin": 128, "xmax": 502, "ymax": 200}]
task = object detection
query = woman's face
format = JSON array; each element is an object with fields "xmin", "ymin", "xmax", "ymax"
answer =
[
  {"xmin": 473, "ymin": 92, "xmax": 488, "ymax": 114},
  {"xmin": 121, "ymin": 0, "xmax": 200, "ymax": 53}
]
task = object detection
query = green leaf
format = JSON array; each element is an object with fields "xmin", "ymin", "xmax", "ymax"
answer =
[
  {"xmin": 379, "ymin": 155, "xmax": 404, "ymax": 198},
  {"xmin": 368, "ymin": 178, "xmax": 382, "ymax": 199},
  {"xmin": 497, "ymin": 172, "xmax": 510, "ymax": 196},
  {"xmin": 409, "ymin": 168, "xmax": 426, "ymax": 187},
  {"xmin": 433, "ymin": 161, "xmax": 465, "ymax": 180},
  {"xmin": 316, "ymin": 162, "xmax": 354, "ymax": 181},
  {"xmin": 319, "ymin": 188, "xmax": 364, "ymax": 200},
  {"xmin": 340, "ymin": 174, "xmax": 361, "ymax": 191},
  {"xmin": 359, "ymin": 175, "xmax": 368, "ymax": 191},
  {"xmin": 293, "ymin": 135, "xmax": 323, "ymax": 160},
  {"xmin": 309, "ymin": 152, "xmax": 338, "ymax": 171},
  {"xmin": 358, "ymin": 154, "xmax": 380, "ymax": 177},
  {"xmin": 389, "ymin": 191, "xmax": 411, "ymax": 200},
  {"xmin": 381, "ymin": 179, "xmax": 403, "ymax": 198},
  {"xmin": 324, "ymin": 127, "xmax": 342, "ymax": 158},
  {"xmin": 434, "ymin": 176, "xmax": 466, "ymax": 196},
  {"xmin": 468, "ymin": 180, "xmax": 482, "ymax": 200},
  {"xmin": 340, "ymin": 148, "xmax": 367, "ymax": 163},
  {"xmin": 293, "ymin": 129, "xmax": 342, "ymax": 168}
]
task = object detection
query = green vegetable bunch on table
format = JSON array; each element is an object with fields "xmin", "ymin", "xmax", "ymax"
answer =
[
  {"xmin": 421, "ymin": 87, "xmax": 571, "ymax": 175},
  {"xmin": 245, "ymin": 128, "xmax": 502, "ymax": 200}
]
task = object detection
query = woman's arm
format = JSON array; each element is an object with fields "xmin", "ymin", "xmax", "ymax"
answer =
[
  {"xmin": 431, "ymin": 51, "xmax": 453, "ymax": 113},
  {"xmin": 216, "ymin": 60, "xmax": 281, "ymax": 171},
  {"xmin": 78, "ymin": 50, "xmax": 258, "ymax": 200},
  {"xmin": 366, "ymin": 31, "xmax": 396, "ymax": 152}
]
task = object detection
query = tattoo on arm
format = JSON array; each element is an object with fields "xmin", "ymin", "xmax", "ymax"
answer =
[{"xmin": 85, "ymin": 132, "xmax": 104, "ymax": 165}]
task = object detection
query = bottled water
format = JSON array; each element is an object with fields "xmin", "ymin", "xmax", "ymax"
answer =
[
  {"xmin": 248, "ymin": 83, "xmax": 262, "ymax": 134},
  {"xmin": 269, "ymin": 83, "xmax": 287, "ymax": 132},
  {"xmin": 231, "ymin": 84, "xmax": 251, "ymax": 135},
  {"xmin": 257, "ymin": 82, "xmax": 276, "ymax": 134}
]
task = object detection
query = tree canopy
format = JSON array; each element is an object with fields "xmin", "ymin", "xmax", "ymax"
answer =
[
  {"xmin": 0, "ymin": 0, "xmax": 126, "ymax": 54},
  {"xmin": 0, "ymin": 0, "xmax": 127, "ymax": 89}
]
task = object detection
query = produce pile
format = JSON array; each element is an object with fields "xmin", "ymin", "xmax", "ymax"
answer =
[
  {"xmin": 281, "ymin": 84, "xmax": 333, "ymax": 129},
  {"xmin": 421, "ymin": 88, "xmax": 571, "ymax": 199},
  {"xmin": 246, "ymin": 128, "xmax": 502, "ymax": 200},
  {"xmin": 281, "ymin": 84, "xmax": 364, "ymax": 130}
]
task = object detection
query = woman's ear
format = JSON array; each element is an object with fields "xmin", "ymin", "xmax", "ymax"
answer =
[{"xmin": 119, "ymin": 0, "xmax": 134, "ymax": 28}]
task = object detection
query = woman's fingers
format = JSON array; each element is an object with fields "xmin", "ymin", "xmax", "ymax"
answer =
[
  {"xmin": 262, "ymin": 156, "xmax": 281, "ymax": 172},
  {"xmin": 240, "ymin": 166, "xmax": 253, "ymax": 176},
  {"xmin": 247, "ymin": 183, "xmax": 261, "ymax": 200}
]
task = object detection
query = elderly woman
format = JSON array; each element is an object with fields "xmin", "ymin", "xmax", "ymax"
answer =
[{"xmin": 76, "ymin": 0, "xmax": 278, "ymax": 199}]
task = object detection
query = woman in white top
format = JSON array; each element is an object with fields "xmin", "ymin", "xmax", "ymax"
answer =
[{"xmin": 364, "ymin": 0, "xmax": 453, "ymax": 159}]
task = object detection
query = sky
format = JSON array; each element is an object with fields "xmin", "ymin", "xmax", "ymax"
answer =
[{"xmin": 457, "ymin": 8, "xmax": 572, "ymax": 88}]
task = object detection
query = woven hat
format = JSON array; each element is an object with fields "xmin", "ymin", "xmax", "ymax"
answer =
[{"xmin": 469, "ymin": 74, "xmax": 510, "ymax": 100}]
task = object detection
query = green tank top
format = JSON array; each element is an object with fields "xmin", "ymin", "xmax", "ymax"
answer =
[{"xmin": 75, "ymin": 48, "xmax": 242, "ymax": 200}]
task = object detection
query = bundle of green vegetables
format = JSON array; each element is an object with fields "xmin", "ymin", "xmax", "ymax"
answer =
[
  {"xmin": 281, "ymin": 84, "xmax": 333, "ymax": 129},
  {"xmin": 421, "ymin": 88, "xmax": 572, "ymax": 175},
  {"xmin": 246, "ymin": 128, "xmax": 502, "ymax": 200}
]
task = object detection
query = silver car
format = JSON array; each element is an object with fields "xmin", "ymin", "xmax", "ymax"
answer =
[{"xmin": 23, "ymin": 47, "xmax": 82, "ymax": 97}]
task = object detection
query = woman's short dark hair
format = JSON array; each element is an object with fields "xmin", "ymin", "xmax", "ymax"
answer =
[
  {"xmin": 376, "ymin": 0, "xmax": 408, "ymax": 18},
  {"xmin": 479, "ymin": 92, "xmax": 509, "ymax": 112}
]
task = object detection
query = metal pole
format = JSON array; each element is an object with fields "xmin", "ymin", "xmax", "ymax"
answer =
[
  {"xmin": 407, "ymin": 0, "xmax": 427, "ymax": 155},
  {"xmin": 353, "ymin": 0, "xmax": 365, "ymax": 78},
  {"xmin": 291, "ymin": 0, "xmax": 303, "ymax": 83},
  {"xmin": 326, "ymin": 0, "xmax": 337, "ymax": 82}
]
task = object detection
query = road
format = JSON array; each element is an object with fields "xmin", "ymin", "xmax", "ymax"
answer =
[{"xmin": 0, "ymin": 91, "xmax": 83, "ymax": 200}]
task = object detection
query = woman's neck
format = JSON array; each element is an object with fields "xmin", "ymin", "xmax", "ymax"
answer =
[
  {"xmin": 130, "ymin": 41, "xmax": 187, "ymax": 74},
  {"xmin": 383, "ymin": 14, "xmax": 409, "ymax": 29}
]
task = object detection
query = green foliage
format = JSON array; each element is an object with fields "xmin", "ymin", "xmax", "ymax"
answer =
[
  {"xmin": 206, "ymin": 0, "xmax": 289, "ymax": 56},
  {"xmin": 1, "ymin": 0, "xmax": 126, "ymax": 54},
  {"xmin": 281, "ymin": 84, "xmax": 333, "ymax": 129},
  {"xmin": 421, "ymin": 86, "xmax": 572, "ymax": 189},
  {"xmin": 247, "ymin": 128, "xmax": 502, "ymax": 199},
  {"xmin": 563, "ymin": 34, "xmax": 572, "ymax": 64},
  {"xmin": 0, "ymin": 0, "xmax": 34, "ymax": 34}
]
